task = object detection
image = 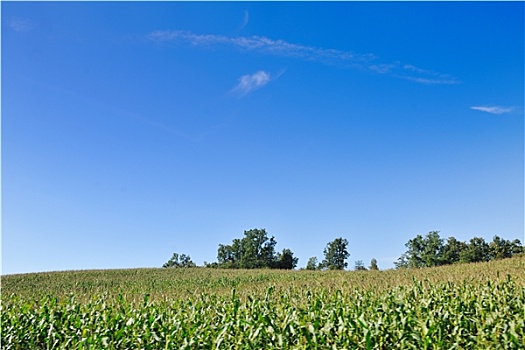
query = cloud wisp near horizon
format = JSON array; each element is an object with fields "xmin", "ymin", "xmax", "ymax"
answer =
[{"xmin": 147, "ymin": 29, "xmax": 460, "ymax": 85}]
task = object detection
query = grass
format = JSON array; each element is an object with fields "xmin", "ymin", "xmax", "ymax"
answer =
[{"xmin": 2, "ymin": 256, "xmax": 524, "ymax": 349}]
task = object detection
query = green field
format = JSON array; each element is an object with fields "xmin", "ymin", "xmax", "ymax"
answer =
[{"xmin": 2, "ymin": 256, "xmax": 525, "ymax": 349}]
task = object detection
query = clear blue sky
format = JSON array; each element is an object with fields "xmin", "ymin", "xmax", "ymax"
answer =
[{"xmin": 2, "ymin": 2, "xmax": 523, "ymax": 274}]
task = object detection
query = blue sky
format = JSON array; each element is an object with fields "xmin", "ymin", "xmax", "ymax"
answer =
[{"xmin": 2, "ymin": 2, "xmax": 523, "ymax": 274}]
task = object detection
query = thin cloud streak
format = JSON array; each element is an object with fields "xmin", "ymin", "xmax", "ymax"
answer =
[
  {"xmin": 238, "ymin": 11, "xmax": 249, "ymax": 31},
  {"xmin": 470, "ymin": 106, "xmax": 514, "ymax": 115},
  {"xmin": 402, "ymin": 76, "xmax": 460, "ymax": 85},
  {"xmin": 400, "ymin": 64, "xmax": 458, "ymax": 85},
  {"xmin": 148, "ymin": 30, "xmax": 374, "ymax": 63},
  {"xmin": 147, "ymin": 30, "xmax": 459, "ymax": 85}
]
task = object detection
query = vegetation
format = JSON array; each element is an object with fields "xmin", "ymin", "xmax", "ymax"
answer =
[
  {"xmin": 162, "ymin": 253, "xmax": 196, "ymax": 268},
  {"xmin": 354, "ymin": 260, "xmax": 367, "ymax": 271},
  {"xmin": 369, "ymin": 258, "xmax": 379, "ymax": 271},
  {"xmin": 164, "ymin": 229, "xmax": 521, "ymax": 272},
  {"xmin": 395, "ymin": 231, "xmax": 523, "ymax": 268},
  {"xmin": 320, "ymin": 237, "xmax": 350, "ymax": 270},
  {"xmin": 305, "ymin": 257, "xmax": 319, "ymax": 271},
  {"xmin": 207, "ymin": 228, "xmax": 298, "ymax": 270},
  {"xmin": 167, "ymin": 230, "xmax": 352, "ymax": 271},
  {"xmin": 3, "ymin": 255, "xmax": 524, "ymax": 348}
]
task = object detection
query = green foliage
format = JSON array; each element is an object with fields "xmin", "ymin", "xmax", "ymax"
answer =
[
  {"xmin": 3, "ymin": 256, "xmax": 525, "ymax": 349},
  {"xmin": 305, "ymin": 257, "xmax": 319, "ymax": 270},
  {"xmin": 441, "ymin": 236, "xmax": 468, "ymax": 265},
  {"xmin": 321, "ymin": 237, "xmax": 350, "ymax": 270},
  {"xmin": 216, "ymin": 228, "xmax": 296, "ymax": 269},
  {"xmin": 397, "ymin": 231, "xmax": 444, "ymax": 268},
  {"xmin": 397, "ymin": 232, "xmax": 524, "ymax": 269},
  {"xmin": 489, "ymin": 236, "xmax": 524, "ymax": 260},
  {"xmin": 369, "ymin": 258, "xmax": 379, "ymax": 270},
  {"xmin": 275, "ymin": 249, "xmax": 299, "ymax": 270},
  {"xmin": 162, "ymin": 253, "xmax": 196, "ymax": 268},
  {"xmin": 354, "ymin": 260, "xmax": 367, "ymax": 271}
]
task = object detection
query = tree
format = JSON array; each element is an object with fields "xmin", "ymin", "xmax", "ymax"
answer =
[
  {"xmin": 217, "ymin": 244, "xmax": 235, "ymax": 267},
  {"xmin": 397, "ymin": 231, "xmax": 444, "ymax": 268},
  {"xmin": 459, "ymin": 237, "xmax": 490, "ymax": 263},
  {"xmin": 354, "ymin": 260, "xmax": 367, "ymax": 271},
  {"xmin": 510, "ymin": 239, "xmax": 524, "ymax": 255},
  {"xmin": 441, "ymin": 236, "xmax": 468, "ymax": 265},
  {"xmin": 420, "ymin": 231, "xmax": 444, "ymax": 267},
  {"xmin": 397, "ymin": 232, "xmax": 524, "ymax": 269},
  {"xmin": 240, "ymin": 229, "xmax": 277, "ymax": 268},
  {"xmin": 394, "ymin": 253, "xmax": 409, "ymax": 269},
  {"xmin": 215, "ymin": 228, "xmax": 296, "ymax": 269},
  {"xmin": 306, "ymin": 257, "xmax": 319, "ymax": 270},
  {"xmin": 321, "ymin": 237, "xmax": 350, "ymax": 270},
  {"xmin": 275, "ymin": 249, "xmax": 298, "ymax": 269},
  {"xmin": 489, "ymin": 235, "xmax": 524, "ymax": 260},
  {"xmin": 163, "ymin": 253, "xmax": 196, "ymax": 268},
  {"xmin": 369, "ymin": 258, "xmax": 379, "ymax": 270}
]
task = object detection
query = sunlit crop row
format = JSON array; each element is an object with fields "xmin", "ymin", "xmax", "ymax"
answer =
[{"xmin": 2, "ymin": 256, "xmax": 524, "ymax": 349}]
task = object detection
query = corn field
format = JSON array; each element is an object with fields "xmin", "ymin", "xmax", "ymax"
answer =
[{"xmin": 2, "ymin": 256, "xmax": 524, "ymax": 349}]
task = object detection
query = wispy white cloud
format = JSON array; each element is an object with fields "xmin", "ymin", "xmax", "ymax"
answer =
[
  {"xmin": 231, "ymin": 71, "xmax": 272, "ymax": 96},
  {"xmin": 402, "ymin": 76, "xmax": 460, "ymax": 85},
  {"xmin": 147, "ymin": 30, "xmax": 458, "ymax": 85},
  {"xmin": 7, "ymin": 17, "xmax": 34, "ymax": 32},
  {"xmin": 238, "ymin": 11, "xmax": 249, "ymax": 31},
  {"xmin": 148, "ymin": 30, "xmax": 374, "ymax": 63},
  {"xmin": 399, "ymin": 64, "xmax": 459, "ymax": 85},
  {"xmin": 470, "ymin": 105, "xmax": 514, "ymax": 115}
]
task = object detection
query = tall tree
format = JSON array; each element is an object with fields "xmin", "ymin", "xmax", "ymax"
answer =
[
  {"xmin": 369, "ymin": 258, "xmax": 379, "ymax": 270},
  {"xmin": 399, "ymin": 231, "xmax": 444, "ymax": 268},
  {"xmin": 215, "ymin": 228, "xmax": 296, "ymax": 269},
  {"xmin": 240, "ymin": 229, "xmax": 277, "ymax": 268},
  {"xmin": 402, "ymin": 234, "xmax": 425, "ymax": 268},
  {"xmin": 275, "ymin": 249, "xmax": 299, "ymax": 269},
  {"xmin": 441, "ymin": 236, "xmax": 468, "ymax": 265},
  {"xmin": 306, "ymin": 257, "xmax": 319, "ymax": 270},
  {"xmin": 459, "ymin": 237, "xmax": 490, "ymax": 263},
  {"xmin": 394, "ymin": 253, "xmax": 409, "ymax": 269},
  {"xmin": 510, "ymin": 239, "xmax": 524, "ymax": 255},
  {"xmin": 321, "ymin": 237, "xmax": 350, "ymax": 270},
  {"xmin": 489, "ymin": 235, "xmax": 523, "ymax": 260},
  {"xmin": 421, "ymin": 231, "xmax": 445, "ymax": 267}
]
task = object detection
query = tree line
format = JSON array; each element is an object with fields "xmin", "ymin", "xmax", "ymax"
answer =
[
  {"xmin": 163, "ymin": 228, "xmax": 353, "ymax": 270},
  {"xmin": 394, "ymin": 231, "xmax": 523, "ymax": 268},
  {"xmin": 163, "ymin": 228, "xmax": 523, "ymax": 270}
]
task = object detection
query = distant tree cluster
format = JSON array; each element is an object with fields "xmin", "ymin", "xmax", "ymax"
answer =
[
  {"xmin": 209, "ymin": 228, "xmax": 298, "ymax": 269},
  {"xmin": 350, "ymin": 258, "xmax": 379, "ymax": 271},
  {"xmin": 163, "ymin": 231, "xmax": 354, "ymax": 271},
  {"xmin": 163, "ymin": 228, "xmax": 523, "ymax": 271},
  {"xmin": 395, "ymin": 231, "xmax": 523, "ymax": 269},
  {"xmin": 162, "ymin": 253, "xmax": 196, "ymax": 268}
]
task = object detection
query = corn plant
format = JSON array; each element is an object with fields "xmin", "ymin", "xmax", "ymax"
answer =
[{"xmin": 2, "ymin": 256, "xmax": 524, "ymax": 349}]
